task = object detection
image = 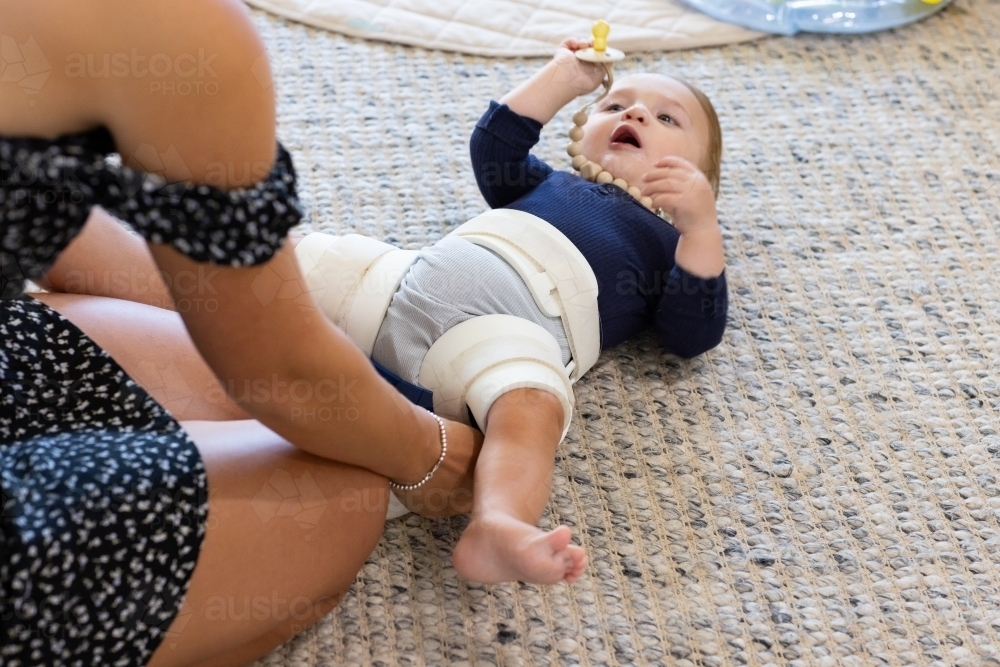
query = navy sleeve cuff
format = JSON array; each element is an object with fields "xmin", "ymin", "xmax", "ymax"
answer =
[
  {"xmin": 661, "ymin": 265, "xmax": 728, "ymax": 319},
  {"xmin": 653, "ymin": 265, "xmax": 728, "ymax": 358},
  {"xmin": 475, "ymin": 101, "xmax": 544, "ymax": 152}
]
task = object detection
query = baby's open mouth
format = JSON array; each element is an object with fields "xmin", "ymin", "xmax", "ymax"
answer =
[{"xmin": 611, "ymin": 126, "xmax": 641, "ymax": 148}]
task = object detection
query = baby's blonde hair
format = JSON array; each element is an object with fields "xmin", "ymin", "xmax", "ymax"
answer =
[{"xmin": 670, "ymin": 76, "xmax": 723, "ymax": 198}]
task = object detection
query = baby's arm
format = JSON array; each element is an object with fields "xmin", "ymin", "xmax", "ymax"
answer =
[
  {"xmin": 470, "ymin": 40, "xmax": 602, "ymax": 209},
  {"xmin": 644, "ymin": 156, "xmax": 724, "ymax": 278},
  {"xmin": 500, "ymin": 39, "xmax": 606, "ymax": 124},
  {"xmin": 654, "ymin": 268, "xmax": 728, "ymax": 359},
  {"xmin": 644, "ymin": 159, "xmax": 728, "ymax": 357}
]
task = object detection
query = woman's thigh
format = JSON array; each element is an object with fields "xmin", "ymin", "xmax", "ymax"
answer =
[
  {"xmin": 30, "ymin": 291, "xmax": 252, "ymax": 421},
  {"xmin": 148, "ymin": 419, "xmax": 389, "ymax": 667}
]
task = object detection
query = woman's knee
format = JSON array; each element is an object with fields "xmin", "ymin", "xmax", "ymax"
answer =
[
  {"xmin": 314, "ymin": 466, "xmax": 389, "ymax": 574},
  {"xmin": 188, "ymin": 418, "xmax": 390, "ymax": 563}
]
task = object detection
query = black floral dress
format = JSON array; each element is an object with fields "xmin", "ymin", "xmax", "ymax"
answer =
[{"xmin": 0, "ymin": 127, "xmax": 302, "ymax": 666}]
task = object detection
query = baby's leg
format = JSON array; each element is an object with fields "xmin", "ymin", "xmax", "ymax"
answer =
[{"xmin": 451, "ymin": 388, "xmax": 586, "ymax": 584}]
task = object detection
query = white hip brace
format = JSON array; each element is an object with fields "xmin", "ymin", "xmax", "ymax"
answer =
[{"xmin": 295, "ymin": 210, "xmax": 600, "ymax": 436}]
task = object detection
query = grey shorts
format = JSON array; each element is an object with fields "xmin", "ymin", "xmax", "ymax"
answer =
[{"xmin": 370, "ymin": 235, "xmax": 571, "ymax": 385}]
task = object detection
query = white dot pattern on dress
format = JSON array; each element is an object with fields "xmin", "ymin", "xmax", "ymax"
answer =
[
  {"xmin": 1, "ymin": 297, "xmax": 209, "ymax": 667},
  {"xmin": 0, "ymin": 127, "xmax": 302, "ymax": 299},
  {"xmin": 0, "ymin": 123, "xmax": 298, "ymax": 665}
]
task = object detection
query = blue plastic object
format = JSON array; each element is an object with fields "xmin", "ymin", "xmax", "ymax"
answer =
[{"xmin": 681, "ymin": 0, "xmax": 952, "ymax": 35}]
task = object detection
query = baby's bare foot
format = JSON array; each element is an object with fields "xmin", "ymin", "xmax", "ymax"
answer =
[
  {"xmin": 394, "ymin": 418, "xmax": 482, "ymax": 518},
  {"xmin": 452, "ymin": 514, "xmax": 587, "ymax": 584}
]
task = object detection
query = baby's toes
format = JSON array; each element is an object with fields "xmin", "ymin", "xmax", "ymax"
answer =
[
  {"xmin": 545, "ymin": 525, "xmax": 573, "ymax": 552},
  {"xmin": 564, "ymin": 546, "xmax": 587, "ymax": 583}
]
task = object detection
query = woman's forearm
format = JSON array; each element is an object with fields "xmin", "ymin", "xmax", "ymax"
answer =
[
  {"xmin": 43, "ymin": 212, "xmax": 422, "ymax": 477},
  {"xmin": 148, "ymin": 241, "xmax": 440, "ymax": 482}
]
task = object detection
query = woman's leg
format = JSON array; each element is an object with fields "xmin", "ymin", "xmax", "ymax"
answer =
[
  {"xmin": 30, "ymin": 291, "xmax": 480, "ymax": 516},
  {"xmin": 30, "ymin": 291, "xmax": 251, "ymax": 421},
  {"xmin": 38, "ymin": 206, "xmax": 307, "ymax": 312},
  {"xmin": 23, "ymin": 292, "xmax": 400, "ymax": 662},
  {"xmin": 37, "ymin": 207, "xmax": 179, "ymax": 309},
  {"xmin": 147, "ymin": 419, "xmax": 389, "ymax": 667},
  {"xmin": 450, "ymin": 388, "xmax": 587, "ymax": 584}
]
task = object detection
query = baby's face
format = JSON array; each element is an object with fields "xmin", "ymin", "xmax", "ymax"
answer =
[{"xmin": 579, "ymin": 74, "xmax": 711, "ymax": 194}]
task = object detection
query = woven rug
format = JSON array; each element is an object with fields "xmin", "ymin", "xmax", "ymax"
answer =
[{"xmin": 250, "ymin": 1, "xmax": 1000, "ymax": 664}]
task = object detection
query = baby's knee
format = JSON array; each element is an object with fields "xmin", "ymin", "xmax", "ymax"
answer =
[{"xmin": 493, "ymin": 387, "xmax": 565, "ymax": 417}]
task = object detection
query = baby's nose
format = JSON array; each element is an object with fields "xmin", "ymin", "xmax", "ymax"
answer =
[{"xmin": 623, "ymin": 107, "xmax": 648, "ymax": 123}]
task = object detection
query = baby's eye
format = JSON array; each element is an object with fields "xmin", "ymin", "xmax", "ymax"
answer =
[
  {"xmin": 659, "ymin": 113, "xmax": 676, "ymax": 125},
  {"xmin": 605, "ymin": 103, "xmax": 624, "ymax": 112}
]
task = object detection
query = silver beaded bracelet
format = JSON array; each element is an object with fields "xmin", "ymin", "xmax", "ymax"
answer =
[{"xmin": 389, "ymin": 412, "xmax": 448, "ymax": 492}]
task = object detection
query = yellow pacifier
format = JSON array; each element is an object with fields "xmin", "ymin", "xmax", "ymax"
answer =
[{"xmin": 574, "ymin": 20, "xmax": 626, "ymax": 64}]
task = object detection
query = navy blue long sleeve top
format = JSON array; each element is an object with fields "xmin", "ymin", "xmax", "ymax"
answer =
[{"xmin": 470, "ymin": 102, "xmax": 728, "ymax": 358}]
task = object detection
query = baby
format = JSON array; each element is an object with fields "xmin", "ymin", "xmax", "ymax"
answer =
[
  {"xmin": 300, "ymin": 39, "xmax": 728, "ymax": 585},
  {"xmin": 30, "ymin": 39, "xmax": 728, "ymax": 586}
]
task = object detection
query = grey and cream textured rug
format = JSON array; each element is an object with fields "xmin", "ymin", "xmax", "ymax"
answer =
[{"xmin": 250, "ymin": 2, "xmax": 1000, "ymax": 665}]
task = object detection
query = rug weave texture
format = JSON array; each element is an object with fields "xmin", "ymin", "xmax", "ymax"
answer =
[{"xmin": 251, "ymin": 2, "xmax": 1000, "ymax": 664}]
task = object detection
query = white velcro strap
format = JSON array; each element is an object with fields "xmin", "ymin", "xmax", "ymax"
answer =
[
  {"xmin": 295, "ymin": 233, "xmax": 418, "ymax": 355},
  {"xmin": 418, "ymin": 314, "xmax": 574, "ymax": 438},
  {"xmin": 450, "ymin": 209, "xmax": 600, "ymax": 383}
]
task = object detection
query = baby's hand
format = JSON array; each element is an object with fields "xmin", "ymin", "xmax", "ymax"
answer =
[
  {"xmin": 549, "ymin": 38, "xmax": 606, "ymax": 97},
  {"xmin": 642, "ymin": 156, "xmax": 718, "ymax": 234}
]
